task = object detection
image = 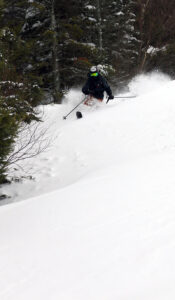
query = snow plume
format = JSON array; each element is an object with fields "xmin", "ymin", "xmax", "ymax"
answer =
[
  {"xmin": 128, "ymin": 71, "xmax": 171, "ymax": 96},
  {"xmin": 63, "ymin": 88, "xmax": 82, "ymax": 106},
  {"xmin": 64, "ymin": 72, "xmax": 172, "ymax": 102}
]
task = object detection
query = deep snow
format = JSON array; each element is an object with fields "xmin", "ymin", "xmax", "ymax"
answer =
[{"xmin": 1, "ymin": 72, "xmax": 175, "ymax": 299}]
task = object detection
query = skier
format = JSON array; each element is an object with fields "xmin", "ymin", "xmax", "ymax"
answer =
[{"xmin": 82, "ymin": 66, "xmax": 114, "ymax": 106}]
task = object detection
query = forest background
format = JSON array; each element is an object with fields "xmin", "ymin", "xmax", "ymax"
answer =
[{"xmin": 0, "ymin": 0, "xmax": 175, "ymax": 184}]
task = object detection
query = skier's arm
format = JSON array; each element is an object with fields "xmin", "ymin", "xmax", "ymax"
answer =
[
  {"xmin": 82, "ymin": 80, "xmax": 90, "ymax": 95},
  {"xmin": 103, "ymin": 78, "xmax": 114, "ymax": 98},
  {"xmin": 103, "ymin": 78, "xmax": 112, "ymax": 96}
]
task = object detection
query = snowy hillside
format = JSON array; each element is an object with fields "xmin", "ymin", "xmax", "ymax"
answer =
[{"xmin": 1, "ymin": 73, "xmax": 175, "ymax": 299}]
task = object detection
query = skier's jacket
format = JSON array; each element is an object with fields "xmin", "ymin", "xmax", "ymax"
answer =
[{"xmin": 82, "ymin": 73, "xmax": 112, "ymax": 99}]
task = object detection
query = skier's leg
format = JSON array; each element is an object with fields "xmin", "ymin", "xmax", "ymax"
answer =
[{"xmin": 84, "ymin": 95, "xmax": 94, "ymax": 106}]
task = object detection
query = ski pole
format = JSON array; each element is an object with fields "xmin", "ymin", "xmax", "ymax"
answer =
[
  {"xmin": 114, "ymin": 96, "xmax": 136, "ymax": 98},
  {"xmin": 106, "ymin": 95, "xmax": 136, "ymax": 104},
  {"xmin": 63, "ymin": 97, "xmax": 87, "ymax": 120}
]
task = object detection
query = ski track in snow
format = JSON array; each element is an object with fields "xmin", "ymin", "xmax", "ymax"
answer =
[{"xmin": 1, "ymin": 73, "xmax": 175, "ymax": 299}]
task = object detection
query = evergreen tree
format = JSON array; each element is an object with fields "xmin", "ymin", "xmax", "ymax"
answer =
[
  {"xmin": 0, "ymin": 1, "xmax": 41, "ymax": 184},
  {"xmin": 56, "ymin": 0, "xmax": 101, "ymax": 89},
  {"xmin": 0, "ymin": 0, "xmax": 43, "ymax": 105},
  {"xmin": 103, "ymin": 0, "xmax": 140, "ymax": 85},
  {"xmin": 137, "ymin": 0, "xmax": 175, "ymax": 77}
]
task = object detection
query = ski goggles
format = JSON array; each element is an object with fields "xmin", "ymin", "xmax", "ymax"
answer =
[{"xmin": 90, "ymin": 72, "xmax": 98, "ymax": 77}]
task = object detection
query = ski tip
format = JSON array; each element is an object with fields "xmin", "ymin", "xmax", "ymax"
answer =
[{"xmin": 76, "ymin": 111, "xmax": 83, "ymax": 119}]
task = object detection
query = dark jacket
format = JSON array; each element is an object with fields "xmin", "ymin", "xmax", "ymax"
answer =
[{"xmin": 82, "ymin": 73, "xmax": 112, "ymax": 99}]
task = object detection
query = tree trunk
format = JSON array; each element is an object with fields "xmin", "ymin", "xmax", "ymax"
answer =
[
  {"xmin": 96, "ymin": 0, "xmax": 103, "ymax": 51},
  {"xmin": 51, "ymin": 0, "xmax": 61, "ymax": 103}
]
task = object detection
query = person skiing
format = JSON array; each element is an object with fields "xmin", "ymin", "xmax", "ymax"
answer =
[{"xmin": 82, "ymin": 66, "xmax": 114, "ymax": 106}]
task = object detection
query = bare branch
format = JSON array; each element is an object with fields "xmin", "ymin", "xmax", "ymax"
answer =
[{"xmin": 6, "ymin": 116, "xmax": 52, "ymax": 169}]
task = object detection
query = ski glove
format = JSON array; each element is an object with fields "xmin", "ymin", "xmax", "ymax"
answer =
[{"xmin": 108, "ymin": 95, "xmax": 114, "ymax": 100}]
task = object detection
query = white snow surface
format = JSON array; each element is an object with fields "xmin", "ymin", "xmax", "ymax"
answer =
[{"xmin": 1, "ymin": 73, "xmax": 175, "ymax": 299}]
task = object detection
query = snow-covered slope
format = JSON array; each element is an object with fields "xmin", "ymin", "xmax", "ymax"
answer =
[
  {"xmin": 1, "ymin": 72, "xmax": 173, "ymax": 202},
  {"xmin": 1, "ymin": 73, "xmax": 175, "ymax": 299}
]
